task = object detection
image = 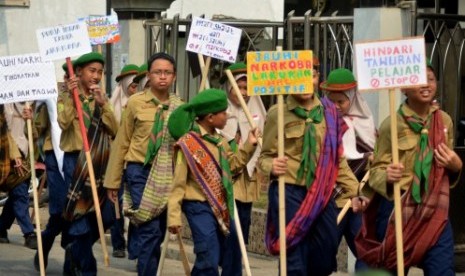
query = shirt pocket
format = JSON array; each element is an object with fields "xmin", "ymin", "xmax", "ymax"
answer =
[
  {"xmin": 284, "ymin": 121, "xmax": 305, "ymax": 156},
  {"xmin": 397, "ymin": 133, "xmax": 417, "ymax": 171},
  {"xmin": 136, "ymin": 112, "xmax": 155, "ymax": 136}
]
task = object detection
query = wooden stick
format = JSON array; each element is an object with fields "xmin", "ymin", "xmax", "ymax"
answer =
[
  {"xmin": 277, "ymin": 94, "xmax": 287, "ymax": 275},
  {"xmin": 66, "ymin": 57, "xmax": 110, "ymax": 266},
  {"xmin": 25, "ymin": 102, "xmax": 45, "ymax": 276},
  {"xmin": 389, "ymin": 89, "xmax": 404, "ymax": 276},
  {"xmin": 233, "ymin": 200, "xmax": 252, "ymax": 276},
  {"xmin": 197, "ymin": 53, "xmax": 210, "ymax": 89},
  {"xmin": 336, "ymin": 171, "xmax": 370, "ymax": 225},
  {"xmin": 199, "ymin": 56, "xmax": 211, "ymax": 92},
  {"xmin": 157, "ymin": 230, "xmax": 170, "ymax": 276},
  {"xmin": 114, "ymin": 198, "xmax": 121, "ymax": 220},
  {"xmin": 177, "ymin": 232, "xmax": 191, "ymax": 276},
  {"xmin": 225, "ymin": 69, "xmax": 262, "ymax": 147}
]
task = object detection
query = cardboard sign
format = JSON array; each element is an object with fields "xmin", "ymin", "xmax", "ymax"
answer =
[
  {"xmin": 355, "ymin": 37, "xmax": 427, "ymax": 91},
  {"xmin": 0, "ymin": 53, "xmax": 58, "ymax": 104},
  {"xmin": 186, "ymin": 17, "xmax": 242, "ymax": 62},
  {"xmin": 79, "ymin": 15, "xmax": 120, "ymax": 45},
  {"xmin": 36, "ymin": 22, "xmax": 92, "ymax": 61},
  {"xmin": 247, "ymin": 50, "xmax": 313, "ymax": 96}
]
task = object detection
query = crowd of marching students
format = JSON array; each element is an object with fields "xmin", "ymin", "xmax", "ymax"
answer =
[{"xmin": 0, "ymin": 50, "xmax": 461, "ymax": 276}]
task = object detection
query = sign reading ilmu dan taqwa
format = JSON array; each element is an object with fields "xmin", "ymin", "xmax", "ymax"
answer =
[{"xmin": 355, "ymin": 37, "xmax": 427, "ymax": 91}]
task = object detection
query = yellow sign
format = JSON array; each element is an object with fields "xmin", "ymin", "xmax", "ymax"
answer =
[{"xmin": 247, "ymin": 50, "xmax": 313, "ymax": 96}]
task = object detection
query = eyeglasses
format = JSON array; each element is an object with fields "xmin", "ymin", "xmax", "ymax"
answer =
[{"xmin": 150, "ymin": 70, "xmax": 175, "ymax": 77}]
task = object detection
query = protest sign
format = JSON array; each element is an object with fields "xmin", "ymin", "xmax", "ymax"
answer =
[
  {"xmin": 79, "ymin": 15, "xmax": 120, "ymax": 45},
  {"xmin": 247, "ymin": 50, "xmax": 313, "ymax": 96},
  {"xmin": 0, "ymin": 53, "xmax": 58, "ymax": 104},
  {"xmin": 186, "ymin": 17, "xmax": 242, "ymax": 62},
  {"xmin": 355, "ymin": 37, "xmax": 427, "ymax": 91},
  {"xmin": 36, "ymin": 21, "xmax": 92, "ymax": 61}
]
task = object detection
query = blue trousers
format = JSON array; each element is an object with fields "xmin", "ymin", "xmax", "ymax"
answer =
[
  {"xmin": 268, "ymin": 182, "xmax": 339, "ymax": 276},
  {"xmin": 0, "ymin": 180, "xmax": 34, "ymax": 235},
  {"xmin": 375, "ymin": 196, "xmax": 455, "ymax": 276},
  {"xmin": 337, "ymin": 208, "xmax": 367, "ymax": 271},
  {"xmin": 110, "ymin": 172, "xmax": 126, "ymax": 251},
  {"xmin": 66, "ymin": 198, "xmax": 116, "ymax": 276},
  {"xmin": 183, "ymin": 200, "xmax": 242, "ymax": 276},
  {"xmin": 235, "ymin": 200, "xmax": 252, "ymax": 244},
  {"xmin": 126, "ymin": 162, "xmax": 166, "ymax": 276},
  {"xmin": 41, "ymin": 150, "xmax": 71, "ymax": 255}
]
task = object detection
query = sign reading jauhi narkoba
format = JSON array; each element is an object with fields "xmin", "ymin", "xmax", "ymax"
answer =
[{"xmin": 247, "ymin": 50, "xmax": 313, "ymax": 96}]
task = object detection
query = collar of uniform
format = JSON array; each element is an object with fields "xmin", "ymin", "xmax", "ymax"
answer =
[
  {"xmin": 401, "ymin": 101, "xmax": 439, "ymax": 120},
  {"xmin": 143, "ymin": 88, "xmax": 168, "ymax": 105},
  {"xmin": 198, "ymin": 124, "xmax": 221, "ymax": 139},
  {"xmin": 77, "ymin": 86, "xmax": 93, "ymax": 100},
  {"xmin": 286, "ymin": 94, "xmax": 322, "ymax": 111}
]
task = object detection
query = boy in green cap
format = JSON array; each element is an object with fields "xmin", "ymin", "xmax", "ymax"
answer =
[
  {"xmin": 167, "ymin": 88, "xmax": 260, "ymax": 276},
  {"xmin": 104, "ymin": 53, "xmax": 183, "ymax": 275},
  {"xmin": 220, "ymin": 61, "xmax": 266, "ymax": 245},
  {"xmin": 322, "ymin": 68, "xmax": 374, "ymax": 271},
  {"xmin": 355, "ymin": 60, "xmax": 462, "ymax": 274},
  {"xmin": 59, "ymin": 51, "xmax": 119, "ymax": 275},
  {"xmin": 258, "ymin": 78, "xmax": 364, "ymax": 274}
]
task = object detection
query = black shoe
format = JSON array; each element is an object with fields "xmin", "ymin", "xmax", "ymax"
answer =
[
  {"xmin": 65, "ymin": 244, "xmax": 81, "ymax": 276},
  {"xmin": 112, "ymin": 249, "xmax": 126, "ymax": 258},
  {"xmin": 34, "ymin": 250, "xmax": 48, "ymax": 271},
  {"xmin": 0, "ymin": 230, "xmax": 8, "ymax": 243},
  {"xmin": 24, "ymin": 233, "xmax": 38, "ymax": 249}
]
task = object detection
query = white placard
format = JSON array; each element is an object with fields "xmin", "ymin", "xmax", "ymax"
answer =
[
  {"xmin": 0, "ymin": 53, "xmax": 58, "ymax": 104},
  {"xmin": 36, "ymin": 22, "xmax": 92, "ymax": 61},
  {"xmin": 355, "ymin": 37, "xmax": 427, "ymax": 91},
  {"xmin": 186, "ymin": 17, "xmax": 242, "ymax": 62}
]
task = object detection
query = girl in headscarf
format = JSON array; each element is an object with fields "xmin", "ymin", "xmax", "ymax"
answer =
[{"xmin": 110, "ymin": 64, "xmax": 139, "ymax": 124}]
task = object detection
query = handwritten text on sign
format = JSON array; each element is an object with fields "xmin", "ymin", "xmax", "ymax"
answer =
[
  {"xmin": 247, "ymin": 50, "xmax": 313, "ymax": 96},
  {"xmin": 355, "ymin": 37, "xmax": 427, "ymax": 91},
  {"xmin": 0, "ymin": 53, "xmax": 58, "ymax": 104},
  {"xmin": 36, "ymin": 22, "xmax": 92, "ymax": 61},
  {"xmin": 79, "ymin": 15, "xmax": 120, "ymax": 45},
  {"xmin": 186, "ymin": 17, "xmax": 242, "ymax": 62}
]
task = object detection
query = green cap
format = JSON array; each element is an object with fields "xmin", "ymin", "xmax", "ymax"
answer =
[
  {"xmin": 319, "ymin": 68, "xmax": 357, "ymax": 92},
  {"xmin": 133, "ymin": 63, "xmax": 148, "ymax": 84},
  {"xmin": 115, "ymin": 64, "xmax": 139, "ymax": 82},
  {"xmin": 220, "ymin": 62, "xmax": 247, "ymax": 84},
  {"xmin": 426, "ymin": 57, "xmax": 433, "ymax": 69},
  {"xmin": 73, "ymin": 52, "xmax": 105, "ymax": 68},
  {"xmin": 168, "ymin": 89, "xmax": 228, "ymax": 140}
]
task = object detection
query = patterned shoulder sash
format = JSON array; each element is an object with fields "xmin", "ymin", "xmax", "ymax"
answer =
[{"xmin": 177, "ymin": 131, "xmax": 231, "ymax": 235}]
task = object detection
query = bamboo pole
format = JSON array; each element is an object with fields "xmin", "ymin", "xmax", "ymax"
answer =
[
  {"xmin": 277, "ymin": 94, "xmax": 286, "ymax": 275},
  {"xmin": 233, "ymin": 201, "xmax": 252, "ymax": 276},
  {"xmin": 225, "ymin": 69, "xmax": 262, "ymax": 147},
  {"xmin": 157, "ymin": 230, "xmax": 170, "ymax": 276},
  {"xmin": 199, "ymin": 56, "xmax": 211, "ymax": 92},
  {"xmin": 177, "ymin": 232, "xmax": 191, "ymax": 276},
  {"xmin": 336, "ymin": 171, "xmax": 370, "ymax": 225},
  {"xmin": 25, "ymin": 102, "xmax": 45, "ymax": 276},
  {"xmin": 389, "ymin": 89, "xmax": 404, "ymax": 276},
  {"xmin": 197, "ymin": 53, "xmax": 210, "ymax": 90},
  {"xmin": 66, "ymin": 57, "xmax": 109, "ymax": 266}
]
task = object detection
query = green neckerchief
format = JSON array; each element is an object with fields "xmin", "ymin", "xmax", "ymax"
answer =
[
  {"xmin": 202, "ymin": 133, "xmax": 235, "ymax": 219},
  {"xmin": 79, "ymin": 94, "xmax": 94, "ymax": 129},
  {"xmin": 292, "ymin": 105, "xmax": 323, "ymax": 188},
  {"xmin": 398, "ymin": 106, "xmax": 433, "ymax": 204},
  {"xmin": 144, "ymin": 99, "xmax": 169, "ymax": 165}
]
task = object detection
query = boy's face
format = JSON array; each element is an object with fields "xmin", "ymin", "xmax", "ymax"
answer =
[
  {"xmin": 228, "ymin": 78, "xmax": 249, "ymax": 107},
  {"xmin": 208, "ymin": 110, "xmax": 228, "ymax": 130},
  {"xmin": 76, "ymin": 62, "xmax": 103, "ymax": 90},
  {"xmin": 402, "ymin": 68, "xmax": 437, "ymax": 104},
  {"xmin": 148, "ymin": 59, "xmax": 176, "ymax": 93},
  {"xmin": 327, "ymin": 91, "xmax": 350, "ymax": 115}
]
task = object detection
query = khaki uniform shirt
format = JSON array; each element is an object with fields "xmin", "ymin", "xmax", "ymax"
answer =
[
  {"xmin": 57, "ymin": 89, "xmax": 118, "ymax": 152},
  {"xmin": 233, "ymin": 171, "xmax": 260, "ymax": 203},
  {"xmin": 8, "ymin": 131, "xmax": 21, "ymax": 159},
  {"xmin": 104, "ymin": 90, "xmax": 183, "ymax": 189},
  {"xmin": 369, "ymin": 104, "xmax": 455, "ymax": 200},
  {"xmin": 168, "ymin": 125, "xmax": 257, "ymax": 227},
  {"xmin": 33, "ymin": 103, "xmax": 53, "ymax": 151},
  {"xmin": 257, "ymin": 96, "xmax": 358, "ymax": 208}
]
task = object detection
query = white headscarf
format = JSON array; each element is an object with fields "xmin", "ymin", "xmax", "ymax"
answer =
[
  {"xmin": 340, "ymin": 89, "xmax": 376, "ymax": 160},
  {"xmin": 110, "ymin": 74, "xmax": 136, "ymax": 124},
  {"xmin": 138, "ymin": 76, "xmax": 149, "ymax": 92},
  {"xmin": 220, "ymin": 73, "xmax": 267, "ymax": 176}
]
